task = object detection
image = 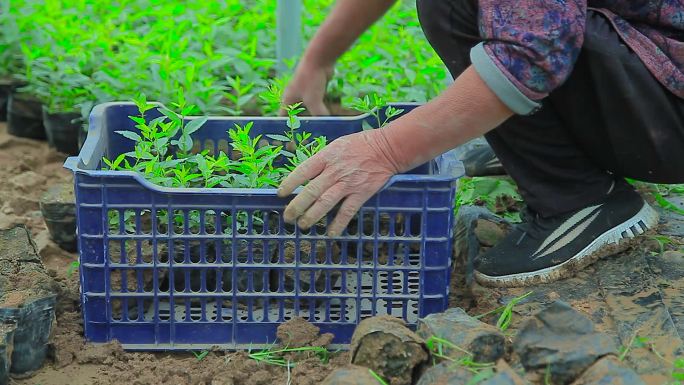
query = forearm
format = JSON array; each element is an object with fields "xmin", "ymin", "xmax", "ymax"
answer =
[
  {"xmin": 378, "ymin": 66, "xmax": 514, "ymax": 171},
  {"xmin": 302, "ymin": 0, "xmax": 397, "ymax": 68}
]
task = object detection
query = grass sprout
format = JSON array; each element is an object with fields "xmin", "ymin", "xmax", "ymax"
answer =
[
  {"xmin": 192, "ymin": 350, "xmax": 210, "ymax": 361},
  {"xmin": 248, "ymin": 345, "xmax": 329, "ymax": 368},
  {"xmin": 369, "ymin": 369, "xmax": 389, "ymax": 385},
  {"xmin": 475, "ymin": 291, "xmax": 533, "ymax": 332},
  {"xmin": 425, "ymin": 336, "xmax": 495, "ymax": 374}
]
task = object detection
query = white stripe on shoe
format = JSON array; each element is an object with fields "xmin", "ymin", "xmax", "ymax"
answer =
[
  {"xmin": 530, "ymin": 204, "xmax": 602, "ymax": 256},
  {"xmin": 531, "ymin": 210, "xmax": 601, "ymax": 260}
]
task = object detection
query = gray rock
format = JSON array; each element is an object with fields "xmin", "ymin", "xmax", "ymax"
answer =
[
  {"xmin": 570, "ymin": 356, "xmax": 645, "ymax": 385},
  {"xmin": 417, "ymin": 307, "xmax": 505, "ymax": 363},
  {"xmin": 514, "ymin": 301, "xmax": 617, "ymax": 385},
  {"xmin": 480, "ymin": 361, "xmax": 530, "ymax": 385},
  {"xmin": 416, "ymin": 362, "xmax": 474, "ymax": 385}
]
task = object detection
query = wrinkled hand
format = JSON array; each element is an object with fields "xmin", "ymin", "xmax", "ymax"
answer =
[
  {"xmin": 277, "ymin": 129, "xmax": 402, "ymax": 236},
  {"xmin": 281, "ymin": 61, "xmax": 333, "ymax": 116}
]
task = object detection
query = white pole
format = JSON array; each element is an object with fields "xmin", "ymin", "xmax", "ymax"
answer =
[{"xmin": 276, "ymin": 0, "xmax": 303, "ymax": 75}]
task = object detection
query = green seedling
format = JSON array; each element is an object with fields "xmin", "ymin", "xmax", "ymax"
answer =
[
  {"xmin": 222, "ymin": 75, "xmax": 257, "ymax": 115},
  {"xmin": 349, "ymin": 93, "xmax": 404, "ymax": 130},
  {"xmin": 475, "ymin": 291, "xmax": 533, "ymax": 333},
  {"xmin": 369, "ymin": 369, "xmax": 389, "ymax": 385},
  {"xmin": 266, "ymin": 101, "xmax": 328, "ymax": 171}
]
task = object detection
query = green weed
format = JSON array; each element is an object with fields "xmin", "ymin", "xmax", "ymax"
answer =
[
  {"xmin": 672, "ymin": 358, "xmax": 684, "ymax": 382},
  {"xmin": 544, "ymin": 365, "xmax": 552, "ymax": 385},
  {"xmin": 475, "ymin": 291, "xmax": 533, "ymax": 332},
  {"xmin": 649, "ymin": 235, "xmax": 675, "ymax": 255},
  {"xmin": 465, "ymin": 369, "xmax": 495, "ymax": 385},
  {"xmin": 618, "ymin": 333, "xmax": 684, "ymax": 384},
  {"xmin": 369, "ymin": 369, "xmax": 389, "ymax": 385},
  {"xmin": 192, "ymin": 350, "xmax": 210, "ymax": 361},
  {"xmin": 425, "ymin": 336, "xmax": 495, "ymax": 374},
  {"xmin": 66, "ymin": 260, "xmax": 79, "ymax": 278},
  {"xmin": 247, "ymin": 345, "xmax": 329, "ymax": 368}
]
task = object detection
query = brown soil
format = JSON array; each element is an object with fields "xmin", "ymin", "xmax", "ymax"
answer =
[{"xmin": 1, "ymin": 123, "xmax": 679, "ymax": 384}]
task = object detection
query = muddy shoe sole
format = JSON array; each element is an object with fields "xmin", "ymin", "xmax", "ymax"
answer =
[{"xmin": 474, "ymin": 202, "xmax": 660, "ymax": 288}]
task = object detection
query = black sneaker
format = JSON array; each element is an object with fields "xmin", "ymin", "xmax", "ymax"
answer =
[
  {"xmin": 463, "ymin": 145, "xmax": 506, "ymax": 177},
  {"xmin": 473, "ymin": 188, "xmax": 659, "ymax": 287}
]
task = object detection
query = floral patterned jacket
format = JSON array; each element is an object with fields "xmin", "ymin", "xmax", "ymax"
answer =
[{"xmin": 470, "ymin": 0, "xmax": 684, "ymax": 114}]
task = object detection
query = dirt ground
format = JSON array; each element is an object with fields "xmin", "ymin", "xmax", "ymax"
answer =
[{"xmin": 0, "ymin": 122, "xmax": 681, "ymax": 384}]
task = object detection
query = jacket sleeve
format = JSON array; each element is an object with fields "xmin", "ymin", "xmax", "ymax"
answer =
[{"xmin": 470, "ymin": 0, "xmax": 587, "ymax": 115}]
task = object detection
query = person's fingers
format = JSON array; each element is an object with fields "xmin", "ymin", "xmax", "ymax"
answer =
[
  {"xmin": 327, "ymin": 194, "xmax": 368, "ymax": 237},
  {"xmin": 303, "ymin": 97, "xmax": 330, "ymax": 116},
  {"xmin": 282, "ymin": 169, "xmax": 336, "ymax": 223},
  {"xmin": 277, "ymin": 154, "xmax": 326, "ymax": 197},
  {"xmin": 296, "ymin": 184, "xmax": 346, "ymax": 229}
]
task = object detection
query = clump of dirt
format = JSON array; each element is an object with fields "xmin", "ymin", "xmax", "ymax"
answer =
[{"xmin": 277, "ymin": 317, "xmax": 334, "ymax": 348}]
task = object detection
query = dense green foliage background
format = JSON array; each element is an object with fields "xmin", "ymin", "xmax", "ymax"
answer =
[{"xmin": 0, "ymin": 0, "xmax": 445, "ymax": 117}]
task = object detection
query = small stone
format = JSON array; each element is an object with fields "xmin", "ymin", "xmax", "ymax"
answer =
[
  {"xmin": 416, "ymin": 362, "xmax": 473, "ymax": 385},
  {"xmin": 662, "ymin": 250, "xmax": 684, "ymax": 261},
  {"xmin": 417, "ymin": 307, "xmax": 505, "ymax": 363},
  {"xmin": 474, "ymin": 219, "xmax": 507, "ymax": 247},
  {"xmin": 570, "ymin": 356, "xmax": 645, "ymax": 385},
  {"xmin": 9, "ymin": 171, "xmax": 47, "ymax": 192},
  {"xmin": 351, "ymin": 316, "xmax": 429, "ymax": 385},
  {"xmin": 513, "ymin": 301, "xmax": 617, "ymax": 385},
  {"xmin": 321, "ymin": 365, "xmax": 384, "ymax": 385}
]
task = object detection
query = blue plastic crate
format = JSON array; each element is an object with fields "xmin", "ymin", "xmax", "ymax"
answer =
[{"xmin": 64, "ymin": 102, "xmax": 461, "ymax": 350}]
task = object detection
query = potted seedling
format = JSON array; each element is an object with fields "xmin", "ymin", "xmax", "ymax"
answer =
[
  {"xmin": 0, "ymin": 1, "xmax": 23, "ymax": 122},
  {"xmin": 102, "ymin": 92, "xmax": 330, "ymax": 294},
  {"xmin": 7, "ymin": 43, "xmax": 48, "ymax": 140},
  {"xmin": 35, "ymin": 59, "xmax": 92, "ymax": 155}
]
